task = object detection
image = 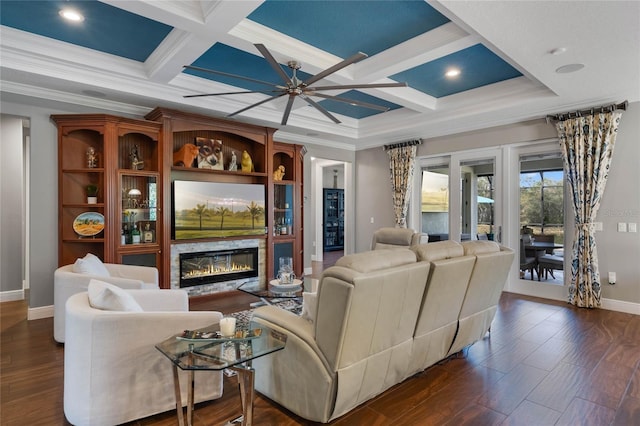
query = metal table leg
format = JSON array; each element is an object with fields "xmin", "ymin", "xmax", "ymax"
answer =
[
  {"xmin": 225, "ymin": 365, "xmax": 255, "ymax": 426},
  {"xmin": 186, "ymin": 369, "xmax": 195, "ymax": 425},
  {"xmin": 172, "ymin": 365, "xmax": 185, "ymax": 426}
]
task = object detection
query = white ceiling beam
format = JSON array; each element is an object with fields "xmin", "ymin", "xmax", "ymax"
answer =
[
  {"xmin": 353, "ymin": 22, "xmax": 478, "ymax": 81},
  {"xmin": 102, "ymin": 1, "xmax": 265, "ymax": 83}
]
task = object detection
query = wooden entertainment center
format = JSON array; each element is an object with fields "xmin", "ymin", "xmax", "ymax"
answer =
[{"xmin": 53, "ymin": 108, "xmax": 304, "ymax": 289}]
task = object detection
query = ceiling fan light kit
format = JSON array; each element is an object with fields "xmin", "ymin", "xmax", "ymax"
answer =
[{"xmin": 184, "ymin": 43, "xmax": 408, "ymax": 125}]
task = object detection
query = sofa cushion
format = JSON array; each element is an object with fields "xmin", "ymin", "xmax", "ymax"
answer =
[
  {"xmin": 335, "ymin": 249, "xmax": 416, "ymax": 273},
  {"xmin": 412, "ymin": 240, "xmax": 463, "ymax": 262},
  {"xmin": 73, "ymin": 253, "xmax": 110, "ymax": 277},
  {"xmin": 301, "ymin": 291, "xmax": 318, "ymax": 325},
  {"xmin": 461, "ymin": 240, "xmax": 500, "ymax": 255},
  {"xmin": 88, "ymin": 279, "xmax": 143, "ymax": 312}
]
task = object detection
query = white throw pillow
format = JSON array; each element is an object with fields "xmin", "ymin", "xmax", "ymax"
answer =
[
  {"xmin": 88, "ymin": 279, "xmax": 143, "ymax": 312},
  {"xmin": 73, "ymin": 253, "xmax": 110, "ymax": 277},
  {"xmin": 301, "ymin": 291, "xmax": 318, "ymax": 324}
]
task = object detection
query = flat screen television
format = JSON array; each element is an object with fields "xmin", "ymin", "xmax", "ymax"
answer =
[{"xmin": 173, "ymin": 180, "xmax": 266, "ymax": 240}]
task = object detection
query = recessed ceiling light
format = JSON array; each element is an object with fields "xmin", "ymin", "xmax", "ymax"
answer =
[
  {"xmin": 555, "ymin": 63, "xmax": 585, "ymax": 74},
  {"xmin": 445, "ymin": 68, "xmax": 461, "ymax": 78},
  {"xmin": 59, "ymin": 8, "xmax": 84, "ymax": 22},
  {"xmin": 550, "ymin": 47, "xmax": 567, "ymax": 55}
]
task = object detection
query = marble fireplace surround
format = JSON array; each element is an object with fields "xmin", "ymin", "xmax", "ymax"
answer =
[{"xmin": 170, "ymin": 239, "xmax": 266, "ymax": 297}]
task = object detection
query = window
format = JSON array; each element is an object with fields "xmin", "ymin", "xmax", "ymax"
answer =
[
  {"xmin": 421, "ymin": 168, "xmax": 450, "ymax": 238},
  {"xmin": 477, "ymin": 175, "xmax": 494, "ymax": 236},
  {"xmin": 520, "ymin": 169, "xmax": 564, "ymax": 242}
]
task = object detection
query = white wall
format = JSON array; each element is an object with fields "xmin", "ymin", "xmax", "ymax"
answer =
[
  {"xmin": 322, "ymin": 164, "xmax": 344, "ymax": 189},
  {"xmin": 354, "ymin": 105, "xmax": 640, "ymax": 306},
  {"xmin": 596, "ymin": 102, "xmax": 640, "ymax": 304},
  {"xmin": 0, "ymin": 97, "xmax": 142, "ymax": 311},
  {"xmin": 0, "ymin": 115, "xmax": 25, "ymax": 295}
]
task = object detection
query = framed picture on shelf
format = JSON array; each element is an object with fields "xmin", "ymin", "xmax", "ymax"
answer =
[{"xmin": 195, "ymin": 137, "xmax": 224, "ymax": 170}]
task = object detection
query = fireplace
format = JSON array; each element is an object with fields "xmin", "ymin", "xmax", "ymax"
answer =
[{"xmin": 179, "ymin": 247, "xmax": 258, "ymax": 288}]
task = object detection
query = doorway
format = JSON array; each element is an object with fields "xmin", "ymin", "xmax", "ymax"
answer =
[
  {"xmin": 519, "ymin": 152, "xmax": 566, "ymax": 285},
  {"xmin": 311, "ymin": 158, "xmax": 350, "ymax": 273},
  {"xmin": 0, "ymin": 115, "xmax": 29, "ymax": 306}
]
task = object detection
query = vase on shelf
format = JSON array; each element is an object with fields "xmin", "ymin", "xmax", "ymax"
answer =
[{"xmin": 86, "ymin": 184, "xmax": 99, "ymax": 204}]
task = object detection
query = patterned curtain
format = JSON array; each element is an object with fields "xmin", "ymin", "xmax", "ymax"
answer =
[
  {"xmin": 556, "ymin": 111, "xmax": 623, "ymax": 308},
  {"xmin": 387, "ymin": 145, "xmax": 417, "ymax": 228}
]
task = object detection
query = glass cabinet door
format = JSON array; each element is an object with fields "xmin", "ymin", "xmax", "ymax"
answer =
[
  {"xmin": 273, "ymin": 183, "xmax": 294, "ymax": 236},
  {"xmin": 120, "ymin": 173, "xmax": 158, "ymax": 246}
]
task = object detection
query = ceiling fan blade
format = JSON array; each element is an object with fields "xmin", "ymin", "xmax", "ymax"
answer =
[
  {"xmin": 184, "ymin": 90, "xmax": 283, "ymax": 98},
  {"xmin": 254, "ymin": 44, "xmax": 292, "ymax": 86},
  {"xmin": 300, "ymin": 94, "xmax": 341, "ymax": 124},
  {"xmin": 309, "ymin": 82, "xmax": 408, "ymax": 91},
  {"xmin": 183, "ymin": 65, "xmax": 281, "ymax": 88},
  {"xmin": 308, "ymin": 93, "xmax": 391, "ymax": 111},
  {"xmin": 281, "ymin": 95, "xmax": 296, "ymax": 125},
  {"xmin": 303, "ymin": 52, "xmax": 368, "ymax": 87},
  {"xmin": 227, "ymin": 93, "xmax": 287, "ymax": 118}
]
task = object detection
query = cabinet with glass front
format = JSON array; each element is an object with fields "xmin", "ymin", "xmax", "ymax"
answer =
[
  {"xmin": 52, "ymin": 115, "xmax": 162, "ymax": 279},
  {"xmin": 115, "ymin": 126, "xmax": 162, "ymax": 271},
  {"xmin": 269, "ymin": 142, "xmax": 305, "ymax": 280}
]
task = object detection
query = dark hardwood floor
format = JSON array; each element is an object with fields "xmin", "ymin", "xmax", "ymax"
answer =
[{"xmin": 2, "ymin": 290, "xmax": 639, "ymax": 425}]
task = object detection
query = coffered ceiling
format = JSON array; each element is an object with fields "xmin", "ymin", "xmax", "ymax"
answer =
[{"xmin": 1, "ymin": 1, "xmax": 638, "ymax": 150}]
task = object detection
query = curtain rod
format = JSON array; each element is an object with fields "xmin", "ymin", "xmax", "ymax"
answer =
[
  {"xmin": 546, "ymin": 100, "xmax": 628, "ymax": 124},
  {"xmin": 383, "ymin": 139, "xmax": 422, "ymax": 151}
]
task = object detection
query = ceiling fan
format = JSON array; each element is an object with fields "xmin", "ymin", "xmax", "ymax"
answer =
[{"xmin": 184, "ymin": 43, "xmax": 408, "ymax": 125}]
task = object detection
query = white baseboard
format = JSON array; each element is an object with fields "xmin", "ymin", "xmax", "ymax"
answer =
[
  {"xmin": 0, "ymin": 289, "xmax": 24, "ymax": 302},
  {"xmin": 601, "ymin": 298, "xmax": 640, "ymax": 315},
  {"xmin": 507, "ymin": 277, "xmax": 640, "ymax": 315},
  {"xmin": 28, "ymin": 305, "xmax": 54, "ymax": 320}
]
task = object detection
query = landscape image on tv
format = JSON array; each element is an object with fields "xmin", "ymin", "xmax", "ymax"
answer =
[{"xmin": 173, "ymin": 180, "xmax": 266, "ymax": 239}]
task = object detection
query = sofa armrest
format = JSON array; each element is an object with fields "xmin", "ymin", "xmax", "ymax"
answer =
[
  {"xmin": 250, "ymin": 306, "xmax": 336, "ymax": 422},
  {"xmin": 251, "ymin": 306, "xmax": 326, "ymax": 364},
  {"xmin": 64, "ymin": 293, "xmax": 223, "ymax": 425},
  {"xmin": 105, "ymin": 263, "xmax": 158, "ymax": 285},
  {"xmin": 128, "ymin": 289, "xmax": 189, "ymax": 312}
]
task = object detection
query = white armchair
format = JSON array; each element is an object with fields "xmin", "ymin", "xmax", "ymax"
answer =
[
  {"xmin": 54, "ymin": 262, "xmax": 159, "ymax": 342},
  {"xmin": 64, "ymin": 289, "xmax": 223, "ymax": 426}
]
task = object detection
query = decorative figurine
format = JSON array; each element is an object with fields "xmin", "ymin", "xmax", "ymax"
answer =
[
  {"xmin": 273, "ymin": 164, "xmax": 285, "ymax": 181},
  {"xmin": 173, "ymin": 143, "xmax": 199, "ymax": 167},
  {"xmin": 129, "ymin": 145, "xmax": 144, "ymax": 170},
  {"xmin": 228, "ymin": 151, "xmax": 238, "ymax": 171},
  {"xmin": 86, "ymin": 147, "xmax": 97, "ymax": 168},
  {"xmin": 241, "ymin": 150, "xmax": 254, "ymax": 172}
]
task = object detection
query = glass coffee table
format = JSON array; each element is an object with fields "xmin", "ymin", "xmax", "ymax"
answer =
[
  {"xmin": 155, "ymin": 321, "xmax": 286, "ymax": 426},
  {"xmin": 237, "ymin": 277, "xmax": 316, "ymax": 308}
]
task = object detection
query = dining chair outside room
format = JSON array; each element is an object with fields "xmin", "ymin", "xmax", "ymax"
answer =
[{"xmin": 519, "ymin": 239, "xmax": 537, "ymax": 280}]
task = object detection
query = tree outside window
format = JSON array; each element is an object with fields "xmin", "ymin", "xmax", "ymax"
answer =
[{"xmin": 520, "ymin": 170, "xmax": 564, "ymax": 242}]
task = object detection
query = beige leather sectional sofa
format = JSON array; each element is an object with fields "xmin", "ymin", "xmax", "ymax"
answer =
[{"xmin": 250, "ymin": 240, "xmax": 515, "ymax": 423}]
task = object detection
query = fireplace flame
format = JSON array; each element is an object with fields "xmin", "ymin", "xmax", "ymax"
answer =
[{"xmin": 182, "ymin": 262, "xmax": 253, "ymax": 279}]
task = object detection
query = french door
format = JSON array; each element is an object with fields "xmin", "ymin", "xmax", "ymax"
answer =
[{"xmin": 412, "ymin": 148, "xmax": 503, "ymax": 244}]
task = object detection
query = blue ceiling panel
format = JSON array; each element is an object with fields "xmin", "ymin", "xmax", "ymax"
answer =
[
  {"xmin": 247, "ymin": 0, "xmax": 450, "ymax": 58},
  {"xmin": 391, "ymin": 44, "xmax": 523, "ymax": 98},
  {"xmin": 186, "ymin": 43, "xmax": 314, "ymax": 93},
  {"xmin": 317, "ymin": 90, "xmax": 402, "ymax": 119},
  {"xmin": 0, "ymin": 0, "xmax": 172, "ymax": 62}
]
